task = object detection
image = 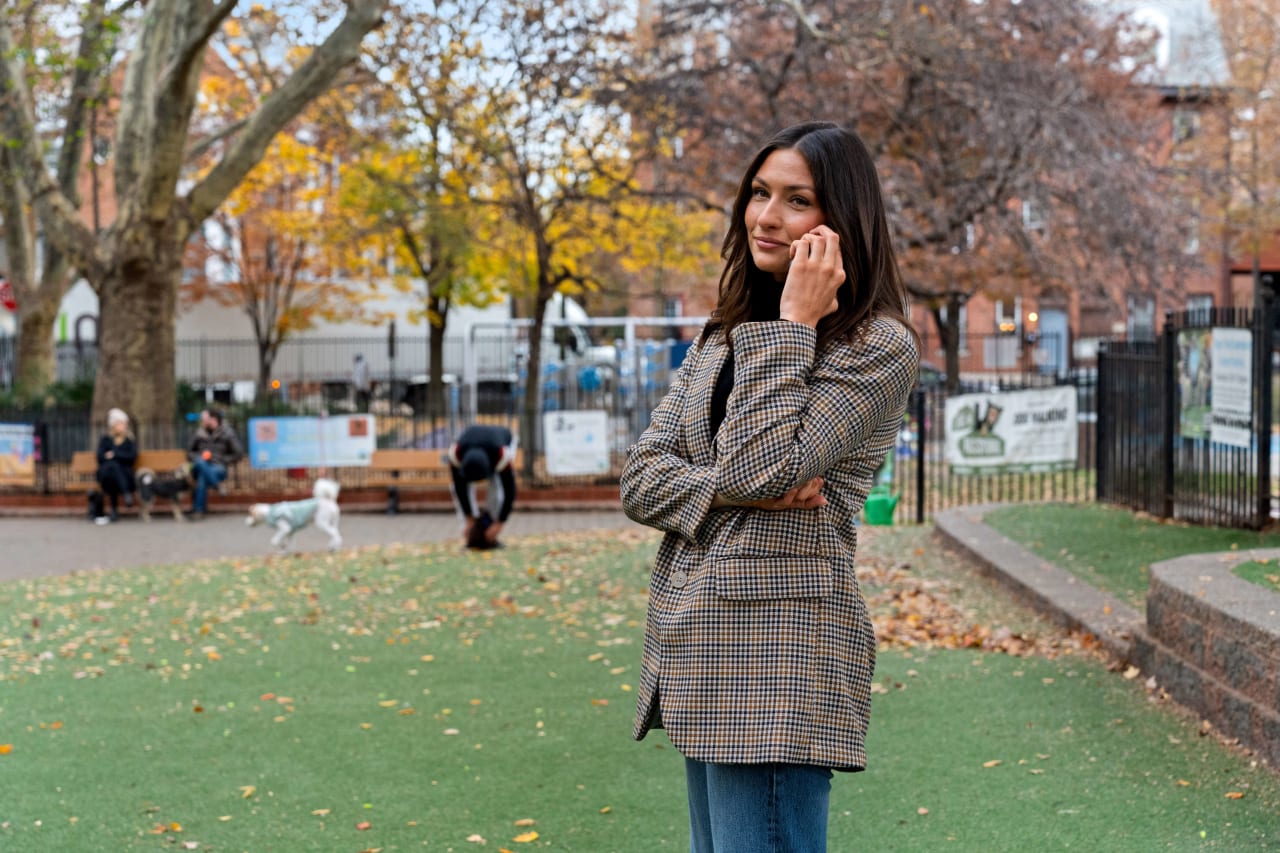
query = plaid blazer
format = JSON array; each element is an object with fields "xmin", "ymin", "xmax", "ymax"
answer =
[{"xmin": 620, "ymin": 317, "xmax": 918, "ymax": 771}]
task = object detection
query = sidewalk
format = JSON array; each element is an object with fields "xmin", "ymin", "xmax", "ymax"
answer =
[{"xmin": 0, "ymin": 508, "xmax": 638, "ymax": 582}]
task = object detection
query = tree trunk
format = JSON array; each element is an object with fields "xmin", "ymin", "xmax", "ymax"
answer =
[
  {"xmin": 933, "ymin": 294, "xmax": 964, "ymax": 395},
  {"xmin": 521, "ymin": 296, "xmax": 551, "ymax": 479},
  {"xmin": 11, "ymin": 282, "xmax": 62, "ymax": 399},
  {"xmin": 256, "ymin": 342, "xmax": 278, "ymax": 406},
  {"xmin": 428, "ymin": 320, "xmax": 446, "ymax": 425},
  {"xmin": 91, "ymin": 250, "xmax": 179, "ymax": 449}
]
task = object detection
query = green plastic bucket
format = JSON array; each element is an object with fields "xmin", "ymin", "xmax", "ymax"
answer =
[{"xmin": 863, "ymin": 485, "xmax": 899, "ymax": 526}]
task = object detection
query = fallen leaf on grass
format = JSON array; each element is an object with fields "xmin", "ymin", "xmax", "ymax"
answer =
[
  {"xmin": 982, "ymin": 760, "xmax": 1002, "ymax": 768},
  {"xmin": 513, "ymin": 831, "xmax": 539, "ymax": 842},
  {"xmin": 599, "ymin": 806, "xmax": 612, "ymax": 814},
  {"xmin": 1122, "ymin": 666, "xmax": 1140, "ymax": 680},
  {"xmin": 1225, "ymin": 791, "xmax": 1245, "ymax": 799},
  {"xmin": 240, "ymin": 786, "xmax": 256, "ymax": 799},
  {"xmin": 514, "ymin": 818, "xmax": 536, "ymax": 827},
  {"xmin": 356, "ymin": 820, "xmax": 372, "ymax": 830},
  {"xmin": 1177, "ymin": 780, "xmax": 1191, "ymax": 787},
  {"xmin": 466, "ymin": 833, "xmax": 486, "ymax": 843},
  {"xmin": 917, "ymin": 807, "xmax": 929, "ymax": 816},
  {"xmin": 379, "ymin": 700, "xmax": 398, "ymax": 708},
  {"xmin": 311, "ymin": 808, "xmax": 330, "ymax": 816},
  {"xmin": 0, "ymin": 744, "xmax": 12, "ymax": 755}
]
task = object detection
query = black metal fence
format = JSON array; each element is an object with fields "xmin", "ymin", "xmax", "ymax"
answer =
[
  {"xmin": 888, "ymin": 372, "xmax": 1098, "ymax": 524},
  {"xmin": 2, "ymin": 326, "xmax": 1102, "ymax": 510},
  {"xmin": 1097, "ymin": 305, "xmax": 1275, "ymax": 529},
  {"xmin": 31, "ymin": 319, "xmax": 1280, "ymax": 531}
]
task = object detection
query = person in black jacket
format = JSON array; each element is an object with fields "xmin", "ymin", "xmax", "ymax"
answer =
[
  {"xmin": 447, "ymin": 424, "xmax": 517, "ymax": 548},
  {"xmin": 94, "ymin": 408, "xmax": 138, "ymax": 523}
]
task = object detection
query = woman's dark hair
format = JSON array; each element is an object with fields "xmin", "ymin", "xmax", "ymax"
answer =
[{"xmin": 703, "ymin": 121, "xmax": 915, "ymax": 351}]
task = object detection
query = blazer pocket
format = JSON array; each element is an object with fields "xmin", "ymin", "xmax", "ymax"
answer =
[{"xmin": 713, "ymin": 556, "xmax": 834, "ymax": 601}]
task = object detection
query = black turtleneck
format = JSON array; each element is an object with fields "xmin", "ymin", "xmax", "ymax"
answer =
[{"xmin": 710, "ymin": 279, "xmax": 782, "ymax": 438}]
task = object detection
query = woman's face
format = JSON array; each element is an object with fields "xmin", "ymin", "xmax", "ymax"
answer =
[
  {"xmin": 109, "ymin": 419, "xmax": 126, "ymax": 438},
  {"xmin": 745, "ymin": 148, "xmax": 826, "ymax": 282}
]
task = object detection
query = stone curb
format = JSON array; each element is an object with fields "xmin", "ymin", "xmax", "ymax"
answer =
[{"xmin": 934, "ymin": 504, "xmax": 1143, "ymax": 660}]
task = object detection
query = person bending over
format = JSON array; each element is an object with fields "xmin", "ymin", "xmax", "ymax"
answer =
[{"xmin": 447, "ymin": 424, "xmax": 517, "ymax": 549}]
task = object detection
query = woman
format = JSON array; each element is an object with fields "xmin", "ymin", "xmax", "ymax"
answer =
[
  {"xmin": 620, "ymin": 122, "xmax": 919, "ymax": 851},
  {"xmin": 95, "ymin": 407, "xmax": 138, "ymax": 523}
]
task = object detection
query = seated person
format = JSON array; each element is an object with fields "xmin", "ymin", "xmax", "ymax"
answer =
[
  {"xmin": 94, "ymin": 407, "xmax": 138, "ymax": 523},
  {"xmin": 186, "ymin": 407, "xmax": 244, "ymax": 519}
]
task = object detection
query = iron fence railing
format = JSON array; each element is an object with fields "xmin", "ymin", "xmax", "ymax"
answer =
[
  {"xmin": 891, "ymin": 373, "xmax": 1098, "ymax": 524},
  {"xmin": 1097, "ymin": 305, "xmax": 1276, "ymax": 530}
]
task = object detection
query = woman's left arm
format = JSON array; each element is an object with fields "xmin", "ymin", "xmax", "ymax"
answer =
[{"xmin": 713, "ymin": 317, "xmax": 918, "ymax": 502}]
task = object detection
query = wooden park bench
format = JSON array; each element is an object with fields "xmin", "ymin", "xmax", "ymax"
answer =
[
  {"xmin": 366, "ymin": 448, "xmax": 522, "ymax": 513},
  {"xmin": 68, "ymin": 449, "xmax": 191, "ymax": 492}
]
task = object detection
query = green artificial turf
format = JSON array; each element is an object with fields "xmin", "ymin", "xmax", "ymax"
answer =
[
  {"xmin": 983, "ymin": 502, "xmax": 1280, "ymax": 609},
  {"xmin": 1233, "ymin": 559, "xmax": 1280, "ymax": 594},
  {"xmin": 1, "ymin": 526, "xmax": 1277, "ymax": 851}
]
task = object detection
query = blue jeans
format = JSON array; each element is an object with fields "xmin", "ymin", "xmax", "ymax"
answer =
[
  {"xmin": 685, "ymin": 759, "xmax": 833, "ymax": 853},
  {"xmin": 190, "ymin": 460, "xmax": 227, "ymax": 512}
]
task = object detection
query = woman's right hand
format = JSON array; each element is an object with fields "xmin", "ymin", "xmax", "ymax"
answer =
[
  {"xmin": 780, "ymin": 225, "xmax": 844, "ymax": 328},
  {"xmin": 713, "ymin": 477, "xmax": 827, "ymax": 511}
]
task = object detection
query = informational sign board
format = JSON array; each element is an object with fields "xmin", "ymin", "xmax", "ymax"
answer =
[
  {"xmin": 944, "ymin": 387, "xmax": 1078, "ymax": 474},
  {"xmin": 0, "ymin": 423, "xmax": 36, "ymax": 486},
  {"xmin": 1209, "ymin": 327, "xmax": 1253, "ymax": 449},
  {"xmin": 543, "ymin": 410, "xmax": 609, "ymax": 476},
  {"xmin": 247, "ymin": 414, "xmax": 375, "ymax": 469}
]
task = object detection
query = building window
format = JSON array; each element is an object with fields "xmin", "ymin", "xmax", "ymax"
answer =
[
  {"xmin": 1022, "ymin": 199, "xmax": 1046, "ymax": 233},
  {"xmin": 995, "ymin": 298, "xmax": 1021, "ymax": 335},
  {"xmin": 1186, "ymin": 294, "xmax": 1212, "ymax": 324},
  {"xmin": 1127, "ymin": 295, "xmax": 1156, "ymax": 342},
  {"xmin": 1183, "ymin": 215, "xmax": 1200, "ymax": 255},
  {"xmin": 1172, "ymin": 109, "xmax": 1200, "ymax": 144}
]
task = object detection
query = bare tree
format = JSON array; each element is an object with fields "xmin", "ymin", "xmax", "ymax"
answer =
[
  {"xmin": 0, "ymin": 0, "xmax": 386, "ymax": 434},
  {"xmin": 639, "ymin": 0, "xmax": 1195, "ymax": 388},
  {"xmin": 0, "ymin": 0, "xmax": 127, "ymax": 398},
  {"xmin": 469, "ymin": 0, "xmax": 654, "ymax": 474}
]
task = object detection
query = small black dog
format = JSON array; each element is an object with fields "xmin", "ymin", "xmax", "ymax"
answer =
[{"xmin": 137, "ymin": 464, "xmax": 194, "ymax": 522}]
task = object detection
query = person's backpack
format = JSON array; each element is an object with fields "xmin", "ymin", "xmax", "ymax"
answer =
[{"xmin": 87, "ymin": 490, "xmax": 104, "ymax": 520}]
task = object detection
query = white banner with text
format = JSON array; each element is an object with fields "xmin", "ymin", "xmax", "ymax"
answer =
[{"xmin": 944, "ymin": 387, "xmax": 1078, "ymax": 474}]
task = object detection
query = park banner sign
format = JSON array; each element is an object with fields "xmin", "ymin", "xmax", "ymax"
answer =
[
  {"xmin": 944, "ymin": 387, "xmax": 1078, "ymax": 475},
  {"xmin": 248, "ymin": 414, "xmax": 375, "ymax": 469},
  {"xmin": 543, "ymin": 410, "xmax": 609, "ymax": 476},
  {"xmin": 0, "ymin": 423, "xmax": 36, "ymax": 487},
  {"xmin": 1209, "ymin": 327, "xmax": 1253, "ymax": 449}
]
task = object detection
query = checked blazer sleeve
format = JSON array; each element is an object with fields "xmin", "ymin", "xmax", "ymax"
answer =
[
  {"xmin": 714, "ymin": 316, "xmax": 918, "ymax": 503},
  {"xmin": 620, "ymin": 337, "xmax": 719, "ymax": 543}
]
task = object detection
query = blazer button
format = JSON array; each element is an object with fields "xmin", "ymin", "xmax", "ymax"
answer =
[{"xmin": 669, "ymin": 570, "xmax": 688, "ymax": 588}]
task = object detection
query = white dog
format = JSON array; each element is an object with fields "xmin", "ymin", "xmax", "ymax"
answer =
[{"xmin": 245, "ymin": 478, "xmax": 342, "ymax": 553}]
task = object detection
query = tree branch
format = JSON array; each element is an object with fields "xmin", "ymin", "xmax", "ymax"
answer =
[
  {"xmin": 0, "ymin": 18, "xmax": 102, "ymax": 278},
  {"xmin": 185, "ymin": 0, "xmax": 388, "ymax": 230},
  {"xmin": 158, "ymin": 0, "xmax": 238, "ymax": 100}
]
